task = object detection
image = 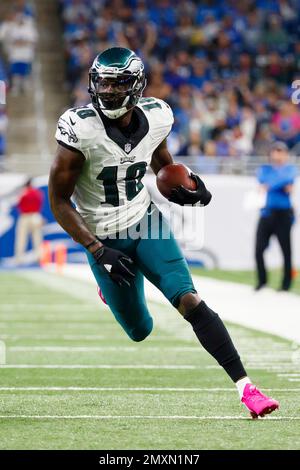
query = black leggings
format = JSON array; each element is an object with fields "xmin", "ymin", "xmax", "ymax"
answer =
[{"xmin": 255, "ymin": 209, "xmax": 294, "ymax": 289}]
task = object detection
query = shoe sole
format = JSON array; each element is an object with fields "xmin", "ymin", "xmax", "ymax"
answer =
[{"xmin": 250, "ymin": 403, "xmax": 279, "ymax": 419}]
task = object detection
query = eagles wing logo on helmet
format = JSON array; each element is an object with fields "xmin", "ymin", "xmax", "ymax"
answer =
[{"xmin": 88, "ymin": 47, "xmax": 146, "ymax": 120}]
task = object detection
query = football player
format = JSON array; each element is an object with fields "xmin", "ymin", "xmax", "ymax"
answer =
[{"xmin": 49, "ymin": 47, "xmax": 279, "ymax": 418}]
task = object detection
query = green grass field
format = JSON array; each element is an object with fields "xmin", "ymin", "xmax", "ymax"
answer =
[{"xmin": 0, "ymin": 270, "xmax": 299, "ymax": 450}]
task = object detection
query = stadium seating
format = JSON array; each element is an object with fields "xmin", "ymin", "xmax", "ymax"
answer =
[
  {"xmin": 0, "ymin": 1, "xmax": 36, "ymax": 160},
  {"xmin": 58, "ymin": 0, "xmax": 300, "ymax": 157},
  {"xmin": 0, "ymin": 0, "xmax": 69, "ymax": 168}
]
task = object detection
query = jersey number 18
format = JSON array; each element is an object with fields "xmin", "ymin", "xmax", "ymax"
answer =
[{"xmin": 97, "ymin": 162, "xmax": 147, "ymax": 206}]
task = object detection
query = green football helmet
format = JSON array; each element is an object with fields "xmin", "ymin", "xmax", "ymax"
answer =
[{"xmin": 88, "ymin": 47, "xmax": 146, "ymax": 119}]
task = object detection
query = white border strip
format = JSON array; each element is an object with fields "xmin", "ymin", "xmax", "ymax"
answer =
[
  {"xmin": 0, "ymin": 415, "xmax": 295, "ymax": 421},
  {"xmin": 1, "ymin": 364, "xmax": 299, "ymax": 370},
  {"xmin": 0, "ymin": 364, "xmax": 207, "ymax": 369},
  {"xmin": 0, "ymin": 386, "xmax": 298, "ymax": 392},
  {"xmin": 8, "ymin": 346, "xmax": 206, "ymax": 352}
]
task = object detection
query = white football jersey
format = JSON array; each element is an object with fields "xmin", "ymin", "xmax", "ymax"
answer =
[{"xmin": 55, "ymin": 98, "xmax": 174, "ymax": 236}]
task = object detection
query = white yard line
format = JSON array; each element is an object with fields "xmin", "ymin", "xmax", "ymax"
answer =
[
  {"xmin": 4, "ymin": 346, "xmax": 293, "ymax": 355},
  {"xmin": 0, "ymin": 364, "xmax": 213, "ymax": 370},
  {"xmin": 278, "ymin": 374, "xmax": 300, "ymax": 377},
  {"xmin": 8, "ymin": 346, "xmax": 206, "ymax": 352},
  {"xmin": 0, "ymin": 415, "xmax": 295, "ymax": 421},
  {"xmin": 0, "ymin": 386, "xmax": 298, "ymax": 392},
  {"xmin": 1, "ymin": 269, "xmax": 297, "ymax": 435},
  {"xmin": 8, "ymin": 347, "xmax": 142, "ymax": 352},
  {"xmin": 0, "ymin": 335, "xmax": 105, "ymax": 340},
  {"xmin": 0, "ymin": 364, "xmax": 298, "ymax": 370},
  {"xmin": 13, "ymin": 270, "xmax": 299, "ymax": 375},
  {"xmin": 20, "ymin": 270, "xmax": 100, "ymax": 304},
  {"xmin": 41, "ymin": 264, "xmax": 300, "ymax": 345},
  {"xmin": 0, "ymin": 334, "xmax": 172, "ymax": 341},
  {"xmin": 0, "ymin": 323, "xmax": 101, "ymax": 328},
  {"xmin": 0, "ymin": 305, "xmax": 92, "ymax": 309}
]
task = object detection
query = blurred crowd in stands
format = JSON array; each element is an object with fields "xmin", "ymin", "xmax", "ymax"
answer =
[
  {"xmin": 59, "ymin": 0, "xmax": 300, "ymax": 158},
  {"xmin": 0, "ymin": 0, "xmax": 37, "ymax": 158},
  {"xmin": 1, "ymin": 0, "xmax": 300, "ymax": 161}
]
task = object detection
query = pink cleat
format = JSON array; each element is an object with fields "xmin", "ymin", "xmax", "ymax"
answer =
[
  {"xmin": 241, "ymin": 384, "xmax": 279, "ymax": 419},
  {"xmin": 97, "ymin": 286, "xmax": 107, "ymax": 305}
]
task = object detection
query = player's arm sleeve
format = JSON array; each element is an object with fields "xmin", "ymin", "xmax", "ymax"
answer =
[
  {"xmin": 55, "ymin": 109, "xmax": 84, "ymax": 156},
  {"xmin": 150, "ymin": 100, "xmax": 175, "ymax": 173},
  {"xmin": 158, "ymin": 99, "xmax": 174, "ymax": 141}
]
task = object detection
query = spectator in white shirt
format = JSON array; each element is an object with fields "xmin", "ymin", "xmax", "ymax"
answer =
[{"xmin": 0, "ymin": 13, "xmax": 37, "ymax": 95}]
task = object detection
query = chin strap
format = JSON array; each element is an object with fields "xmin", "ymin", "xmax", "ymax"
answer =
[
  {"xmin": 101, "ymin": 106, "xmax": 129, "ymax": 119},
  {"xmin": 97, "ymin": 93, "xmax": 130, "ymax": 119}
]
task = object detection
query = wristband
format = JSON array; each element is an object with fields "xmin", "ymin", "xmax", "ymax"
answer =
[{"xmin": 84, "ymin": 239, "xmax": 99, "ymax": 250}]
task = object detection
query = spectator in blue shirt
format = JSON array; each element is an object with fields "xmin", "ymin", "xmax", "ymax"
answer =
[{"xmin": 255, "ymin": 141, "xmax": 297, "ymax": 291}]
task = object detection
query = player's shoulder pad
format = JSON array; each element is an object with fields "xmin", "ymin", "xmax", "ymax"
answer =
[
  {"xmin": 56, "ymin": 104, "xmax": 102, "ymax": 148},
  {"xmin": 138, "ymin": 97, "xmax": 174, "ymax": 128}
]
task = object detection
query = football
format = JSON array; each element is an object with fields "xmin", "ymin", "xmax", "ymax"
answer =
[{"xmin": 156, "ymin": 163, "xmax": 197, "ymax": 198}]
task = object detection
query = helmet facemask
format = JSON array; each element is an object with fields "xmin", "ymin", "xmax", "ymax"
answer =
[{"xmin": 88, "ymin": 70, "xmax": 146, "ymax": 119}]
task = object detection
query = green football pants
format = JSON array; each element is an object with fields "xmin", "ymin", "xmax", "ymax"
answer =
[{"xmin": 86, "ymin": 204, "xmax": 196, "ymax": 341}]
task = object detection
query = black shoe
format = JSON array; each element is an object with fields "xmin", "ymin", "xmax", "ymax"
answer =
[{"xmin": 254, "ymin": 282, "xmax": 266, "ymax": 291}]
